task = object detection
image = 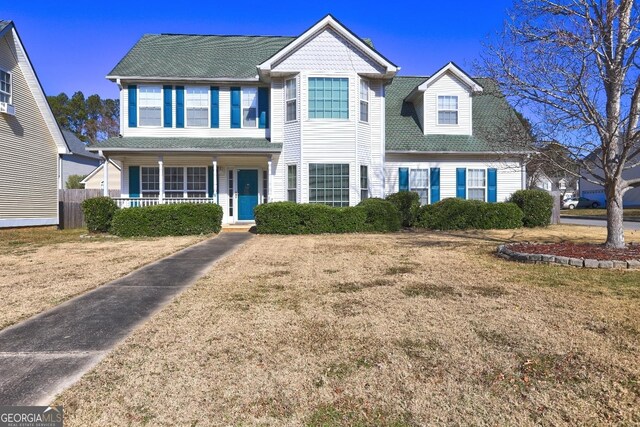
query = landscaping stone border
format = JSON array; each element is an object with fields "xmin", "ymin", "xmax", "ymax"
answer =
[{"xmin": 496, "ymin": 243, "xmax": 640, "ymax": 269}]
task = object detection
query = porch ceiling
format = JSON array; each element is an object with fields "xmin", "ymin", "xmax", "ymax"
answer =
[{"xmin": 88, "ymin": 137, "xmax": 282, "ymax": 153}]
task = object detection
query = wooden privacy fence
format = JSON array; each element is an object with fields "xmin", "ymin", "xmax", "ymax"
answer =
[{"xmin": 59, "ymin": 189, "xmax": 120, "ymax": 229}]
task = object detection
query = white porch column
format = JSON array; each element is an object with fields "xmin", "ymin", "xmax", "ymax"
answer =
[
  {"xmin": 267, "ymin": 155, "xmax": 272, "ymax": 203},
  {"xmin": 212, "ymin": 157, "xmax": 218, "ymax": 203},
  {"xmin": 100, "ymin": 150, "xmax": 109, "ymax": 196},
  {"xmin": 158, "ymin": 156, "xmax": 164, "ymax": 204}
]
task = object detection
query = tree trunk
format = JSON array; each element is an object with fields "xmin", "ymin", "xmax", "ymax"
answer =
[{"xmin": 605, "ymin": 181, "xmax": 625, "ymax": 248}]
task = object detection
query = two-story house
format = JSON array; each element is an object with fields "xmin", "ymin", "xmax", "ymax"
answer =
[{"xmin": 92, "ymin": 15, "xmax": 528, "ymax": 224}]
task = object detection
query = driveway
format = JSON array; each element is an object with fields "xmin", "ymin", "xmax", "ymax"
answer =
[
  {"xmin": 561, "ymin": 216, "xmax": 640, "ymax": 230},
  {"xmin": 0, "ymin": 232, "xmax": 253, "ymax": 405}
]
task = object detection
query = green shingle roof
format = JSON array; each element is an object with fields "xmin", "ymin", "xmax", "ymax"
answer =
[
  {"xmin": 108, "ymin": 34, "xmax": 295, "ymax": 79},
  {"xmin": 90, "ymin": 137, "xmax": 281, "ymax": 152},
  {"xmin": 385, "ymin": 76, "xmax": 529, "ymax": 153}
]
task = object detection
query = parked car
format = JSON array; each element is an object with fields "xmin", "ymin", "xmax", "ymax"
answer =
[{"xmin": 563, "ymin": 197, "xmax": 600, "ymax": 209}]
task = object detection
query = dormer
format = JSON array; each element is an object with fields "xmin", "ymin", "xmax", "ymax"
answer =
[{"xmin": 405, "ymin": 62, "xmax": 482, "ymax": 136}]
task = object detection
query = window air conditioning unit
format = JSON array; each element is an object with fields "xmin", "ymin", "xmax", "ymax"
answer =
[{"xmin": 0, "ymin": 102, "xmax": 15, "ymax": 116}]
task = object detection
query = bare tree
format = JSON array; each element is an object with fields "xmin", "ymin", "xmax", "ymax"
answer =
[{"xmin": 480, "ymin": 0, "xmax": 640, "ymax": 248}]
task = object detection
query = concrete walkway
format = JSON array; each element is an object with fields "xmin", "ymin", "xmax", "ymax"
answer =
[
  {"xmin": 0, "ymin": 232, "xmax": 253, "ymax": 405},
  {"xmin": 560, "ymin": 216, "xmax": 640, "ymax": 230}
]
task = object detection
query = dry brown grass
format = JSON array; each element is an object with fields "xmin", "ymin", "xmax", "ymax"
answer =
[
  {"xmin": 0, "ymin": 228, "xmax": 206, "ymax": 330},
  {"xmin": 57, "ymin": 225, "xmax": 640, "ymax": 426}
]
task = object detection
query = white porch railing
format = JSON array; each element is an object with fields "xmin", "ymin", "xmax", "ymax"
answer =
[{"xmin": 113, "ymin": 197, "xmax": 217, "ymax": 208}]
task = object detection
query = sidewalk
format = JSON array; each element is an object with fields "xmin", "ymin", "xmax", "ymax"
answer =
[{"xmin": 0, "ymin": 232, "xmax": 253, "ymax": 405}]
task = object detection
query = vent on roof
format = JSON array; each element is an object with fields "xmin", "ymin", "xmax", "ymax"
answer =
[{"xmin": 0, "ymin": 102, "xmax": 15, "ymax": 116}]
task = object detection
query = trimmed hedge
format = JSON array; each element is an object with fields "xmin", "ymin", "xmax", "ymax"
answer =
[
  {"xmin": 385, "ymin": 191, "xmax": 420, "ymax": 227},
  {"xmin": 417, "ymin": 198, "xmax": 523, "ymax": 230},
  {"xmin": 81, "ymin": 197, "xmax": 118, "ymax": 233},
  {"xmin": 254, "ymin": 200, "xmax": 400, "ymax": 234},
  {"xmin": 357, "ymin": 198, "xmax": 401, "ymax": 232},
  {"xmin": 110, "ymin": 203, "xmax": 223, "ymax": 237},
  {"xmin": 508, "ymin": 189, "xmax": 553, "ymax": 227}
]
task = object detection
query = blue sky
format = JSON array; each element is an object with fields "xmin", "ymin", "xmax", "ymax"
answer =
[{"xmin": 4, "ymin": 0, "xmax": 513, "ymax": 99}]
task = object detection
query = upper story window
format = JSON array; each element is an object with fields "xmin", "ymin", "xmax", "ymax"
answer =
[
  {"xmin": 139, "ymin": 86, "xmax": 162, "ymax": 127},
  {"xmin": 437, "ymin": 95, "xmax": 458, "ymax": 125},
  {"xmin": 359, "ymin": 79, "xmax": 369, "ymax": 122},
  {"xmin": 285, "ymin": 78, "xmax": 297, "ymax": 122},
  {"xmin": 0, "ymin": 70, "xmax": 11, "ymax": 104},
  {"xmin": 308, "ymin": 77, "xmax": 348, "ymax": 119},
  {"xmin": 186, "ymin": 87, "xmax": 209, "ymax": 127},
  {"xmin": 242, "ymin": 87, "xmax": 258, "ymax": 128},
  {"xmin": 467, "ymin": 169, "xmax": 486, "ymax": 201}
]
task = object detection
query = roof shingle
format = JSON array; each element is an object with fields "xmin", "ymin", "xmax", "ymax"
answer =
[{"xmin": 90, "ymin": 137, "xmax": 281, "ymax": 152}]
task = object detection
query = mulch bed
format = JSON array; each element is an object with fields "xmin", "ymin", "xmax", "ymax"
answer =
[{"xmin": 508, "ymin": 242, "xmax": 640, "ymax": 261}]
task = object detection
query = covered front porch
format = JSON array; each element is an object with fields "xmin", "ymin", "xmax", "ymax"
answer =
[{"xmin": 99, "ymin": 153, "xmax": 278, "ymax": 224}]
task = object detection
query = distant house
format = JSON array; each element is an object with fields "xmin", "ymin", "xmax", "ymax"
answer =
[
  {"xmin": 580, "ymin": 150, "xmax": 640, "ymax": 207},
  {"xmin": 60, "ymin": 130, "xmax": 101, "ymax": 188},
  {"xmin": 0, "ymin": 20, "xmax": 68, "ymax": 228},
  {"xmin": 81, "ymin": 159, "xmax": 122, "ymax": 191}
]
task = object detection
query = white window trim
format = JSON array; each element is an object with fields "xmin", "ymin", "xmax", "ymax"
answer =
[
  {"xmin": 307, "ymin": 76, "xmax": 350, "ymax": 121},
  {"xmin": 359, "ymin": 78, "xmax": 369, "ymax": 124},
  {"xmin": 185, "ymin": 86, "xmax": 210, "ymax": 128},
  {"xmin": 360, "ymin": 164, "xmax": 369, "ymax": 200},
  {"xmin": 436, "ymin": 94, "xmax": 459, "ymax": 126},
  {"xmin": 241, "ymin": 87, "xmax": 258, "ymax": 129},
  {"xmin": 287, "ymin": 164, "xmax": 297, "ymax": 202},
  {"xmin": 139, "ymin": 165, "xmax": 209, "ymax": 198},
  {"xmin": 285, "ymin": 78, "xmax": 298, "ymax": 123},
  {"xmin": 140, "ymin": 166, "xmax": 160, "ymax": 197},
  {"xmin": 137, "ymin": 85, "xmax": 163, "ymax": 128},
  {"xmin": 0, "ymin": 68, "xmax": 12, "ymax": 104},
  {"xmin": 466, "ymin": 168, "xmax": 487, "ymax": 202},
  {"xmin": 408, "ymin": 168, "xmax": 430, "ymax": 206}
]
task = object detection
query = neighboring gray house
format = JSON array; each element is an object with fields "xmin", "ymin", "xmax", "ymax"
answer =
[{"xmin": 59, "ymin": 130, "xmax": 101, "ymax": 188}]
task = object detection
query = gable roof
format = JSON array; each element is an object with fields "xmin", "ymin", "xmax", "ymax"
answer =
[
  {"xmin": 107, "ymin": 34, "xmax": 295, "ymax": 81},
  {"xmin": 257, "ymin": 14, "xmax": 398, "ymax": 78},
  {"xmin": 80, "ymin": 159, "xmax": 121, "ymax": 185},
  {"xmin": 386, "ymin": 76, "xmax": 529, "ymax": 153},
  {"xmin": 0, "ymin": 20, "xmax": 68, "ymax": 154},
  {"xmin": 62, "ymin": 130, "xmax": 101, "ymax": 159}
]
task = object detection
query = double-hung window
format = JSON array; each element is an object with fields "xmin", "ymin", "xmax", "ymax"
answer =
[
  {"xmin": 141, "ymin": 167, "xmax": 159, "ymax": 198},
  {"xmin": 242, "ymin": 88, "xmax": 258, "ymax": 127},
  {"xmin": 138, "ymin": 86, "xmax": 162, "ymax": 127},
  {"xmin": 409, "ymin": 169, "xmax": 429, "ymax": 206},
  {"xmin": 187, "ymin": 167, "xmax": 207, "ymax": 198},
  {"xmin": 287, "ymin": 165, "xmax": 297, "ymax": 202},
  {"xmin": 164, "ymin": 167, "xmax": 184, "ymax": 198},
  {"xmin": 0, "ymin": 70, "xmax": 11, "ymax": 104},
  {"xmin": 467, "ymin": 169, "xmax": 486, "ymax": 201},
  {"xmin": 285, "ymin": 79, "xmax": 297, "ymax": 122},
  {"xmin": 359, "ymin": 79, "xmax": 369, "ymax": 122},
  {"xmin": 309, "ymin": 164, "xmax": 349, "ymax": 207},
  {"xmin": 437, "ymin": 95, "xmax": 458, "ymax": 125},
  {"xmin": 186, "ymin": 87, "xmax": 209, "ymax": 127},
  {"xmin": 360, "ymin": 165, "xmax": 369, "ymax": 200},
  {"xmin": 308, "ymin": 78, "xmax": 348, "ymax": 119}
]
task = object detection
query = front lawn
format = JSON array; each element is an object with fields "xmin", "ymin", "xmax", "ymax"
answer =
[
  {"xmin": 0, "ymin": 227, "xmax": 207, "ymax": 330},
  {"xmin": 562, "ymin": 208, "xmax": 640, "ymax": 220},
  {"xmin": 57, "ymin": 225, "xmax": 640, "ymax": 426}
]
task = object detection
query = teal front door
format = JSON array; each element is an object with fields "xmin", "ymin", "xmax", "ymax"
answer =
[{"xmin": 237, "ymin": 169, "xmax": 259, "ymax": 221}]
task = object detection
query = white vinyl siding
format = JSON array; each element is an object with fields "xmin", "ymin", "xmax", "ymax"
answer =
[
  {"xmin": 185, "ymin": 87, "xmax": 209, "ymax": 128},
  {"xmin": 0, "ymin": 69, "xmax": 11, "ymax": 103},
  {"xmin": 467, "ymin": 169, "xmax": 486, "ymax": 201},
  {"xmin": 423, "ymin": 72, "xmax": 472, "ymax": 135},
  {"xmin": 409, "ymin": 169, "xmax": 429, "ymax": 205},
  {"xmin": 138, "ymin": 86, "xmax": 162, "ymax": 127}
]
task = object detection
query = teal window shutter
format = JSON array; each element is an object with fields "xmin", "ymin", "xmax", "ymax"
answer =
[
  {"xmin": 163, "ymin": 85, "xmax": 172, "ymax": 128},
  {"xmin": 399, "ymin": 168, "xmax": 409, "ymax": 191},
  {"xmin": 430, "ymin": 168, "xmax": 440, "ymax": 204},
  {"xmin": 258, "ymin": 87, "xmax": 269, "ymax": 129},
  {"xmin": 488, "ymin": 168, "xmax": 498, "ymax": 203},
  {"xmin": 207, "ymin": 166, "xmax": 214, "ymax": 197},
  {"xmin": 128, "ymin": 166, "xmax": 140, "ymax": 198},
  {"xmin": 175, "ymin": 86, "xmax": 184, "ymax": 128},
  {"xmin": 231, "ymin": 87, "xmax": 241, "ymax": 128},
  {"xmin": 456, "ymin": 168, "xmax": 466, "ymax": 199},
  {"xmin": 210, "ymin": 87, "xmax": 219, "ymax": 128},
  {"xmin": 128, "ymin": 85, "xmax": 137, "ymax": 128}
]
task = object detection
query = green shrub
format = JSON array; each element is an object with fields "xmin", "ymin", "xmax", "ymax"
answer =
[
  {"xmin": 254, "ymin": 201, "xmax": 399, "ymax": 234},
  {"xmin": 508, "ymin": 189, "xmax": 553, "ymax": 227},
  {"xmin": 417, "ymin": 198, "xmax": 523, "ymax": 230},
  {"xmin": 81, "ymin": 196, "xmax": 118, "ymax": 232},
  {"xmin": 65, "ymin": 174, "xmax": 85, "ymax": 189},
  {"xmin": 385, "ymin": 191, "xmax": 420, "ymax": 227},
  {"xmin": 357, "ymin": 198, "xmax": 401, "ymax": 232},
  {"xmin": 110, "ymin": 203, "xmax": 223, "ymax": 237}
]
